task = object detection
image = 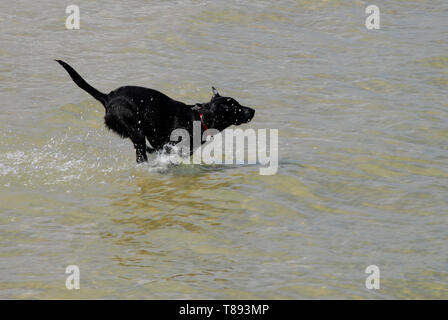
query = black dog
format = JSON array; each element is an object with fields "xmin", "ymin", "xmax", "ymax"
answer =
[{"xmin": 56, "ymin": 60, "xmax": 255, "ymax": 163}]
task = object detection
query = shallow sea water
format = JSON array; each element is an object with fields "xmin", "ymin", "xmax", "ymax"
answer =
[{"xmin": 0, "ymin": 0, "xmax": 447, "ymax": 298}]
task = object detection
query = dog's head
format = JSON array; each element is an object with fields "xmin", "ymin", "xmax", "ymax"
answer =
[{"xmin": 193, "ymin": 87, "xmax": 255, "ymax": 130}]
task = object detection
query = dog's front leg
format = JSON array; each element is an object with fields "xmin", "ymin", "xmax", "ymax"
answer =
[
  {"xmin": 130, "ymin": 131, "xmax": 148, "ymax": 163},
  {"xmin": 135, "ymin": 144, "xmax": 147, "ymax": 163}
]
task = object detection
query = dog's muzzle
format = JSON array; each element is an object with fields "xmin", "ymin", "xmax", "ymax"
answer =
[{"xmin": 243, "ymin": 106, "xmax": 255, "ymax": 123}]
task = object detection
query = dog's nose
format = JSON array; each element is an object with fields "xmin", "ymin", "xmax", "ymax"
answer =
[{"xmin": 244, "ymin": 107, "xmax": 255, "ymax": 122}]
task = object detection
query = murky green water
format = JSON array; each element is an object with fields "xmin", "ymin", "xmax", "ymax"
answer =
[{"xmin": 0, "ymin": 0, "xmax": 447, "ymax": 299}]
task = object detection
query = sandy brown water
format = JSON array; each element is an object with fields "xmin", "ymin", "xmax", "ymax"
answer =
[{"xmin": 0, "ymin": 0, "xmax": 447, "ymax": 299}]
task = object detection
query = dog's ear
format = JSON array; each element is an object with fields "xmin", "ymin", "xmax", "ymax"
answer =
[{"xmin": 211, "ymin": 86, "xmax": 220, "ymax": 99}]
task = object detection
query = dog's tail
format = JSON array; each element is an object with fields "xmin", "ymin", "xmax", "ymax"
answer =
[{"xmin": 55, "ymin": 60, "xmax": 108, "ymax": 106}]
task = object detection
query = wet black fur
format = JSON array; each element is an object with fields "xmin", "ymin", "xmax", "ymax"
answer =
[{"xmin": 55, "ymin": 60, "xmax": 255, "ymax": 163}]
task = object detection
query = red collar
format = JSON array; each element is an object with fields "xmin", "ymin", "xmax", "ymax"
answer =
[{"xmin": 198, "ymin": 112, "xmax": 209, "ymax": 132}]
